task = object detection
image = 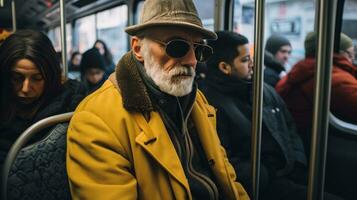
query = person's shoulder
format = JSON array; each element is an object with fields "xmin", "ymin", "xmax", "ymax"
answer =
[
  {"xmin": 263, "ymin": 83, "xmax": 284, "ymax": 103},
  {"xmin": 76, "ymin": 80, "xmax": 123, "ymax": 113}
]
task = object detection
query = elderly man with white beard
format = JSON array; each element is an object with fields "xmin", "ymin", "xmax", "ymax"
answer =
[{"xmin": 66, "ymin": 0, "xmax": 249, "ymax": 200}]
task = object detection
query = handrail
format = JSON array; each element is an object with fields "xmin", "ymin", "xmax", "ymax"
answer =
[
  {"xmin": 1, "ymin": 112, "xmax": 73, "ymax": 200},
  {"xmin": 308, "ymin": 0, "xmax": 338, "ymax": 199},
  {"xmin": 60, "ymin": 0, "xmax": 68, "ymax": 79},
  {"xmin": 251, "ymin": 0, "xmax": 265, "ymax": 199},
  {"xmin": 329, "ymin": 113, "xmax": 357, "ymax": 136},
  {"xmin": 11, "ymin": 0, "xmax": 16, "ymax": 32}
]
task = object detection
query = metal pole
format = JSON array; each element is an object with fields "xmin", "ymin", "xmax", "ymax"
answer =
[
  {"xmin": 251, "ymin": 0, "xmax": 265, "ymax": 199},
  {"xmin": 307, "ymin": 0, "xmax": 338, "ymax": 200},
  {"xmin": 214, "ymin": 0, "xmax": 225, "ymax": 31},
  {"xmin": 60, "ymin": 0, "xmax": 68, "ymax": 79},
  {"xmin": 11, "ymin": 0, "xmax": 16, "ymax": 32}
]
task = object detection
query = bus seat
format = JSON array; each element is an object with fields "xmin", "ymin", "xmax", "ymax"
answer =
[
  {"xmin": 1, "ymin": 112, "xmax": 73, "ymax": 200},
  {"xmin": 325, "ymin": 113, "xmax": 357, "ymax": 200}
]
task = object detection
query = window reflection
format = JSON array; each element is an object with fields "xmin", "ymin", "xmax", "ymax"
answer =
[
  {"xmin": 75, "ymin": 15, "xmax": 96, "ymax": 53},
  {"xmin": 193, "ymin": 0, "xmax": 214, "ymax": 31},
  {"xmin": 97, "ymin": 5, "xmax": 128, "ymax": 63}
]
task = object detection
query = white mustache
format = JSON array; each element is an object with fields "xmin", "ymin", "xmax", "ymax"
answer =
[{"xmin": 169, "ymin": 66, "xmax": 195, "ymax": 77}]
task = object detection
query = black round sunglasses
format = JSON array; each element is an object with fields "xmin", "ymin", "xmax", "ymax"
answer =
[{"xmin": 151, "ymin": 39, "xmax": 213, "ymax": 62}]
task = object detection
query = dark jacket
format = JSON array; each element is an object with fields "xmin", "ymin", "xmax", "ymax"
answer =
[
  {"xmin": 264, "ymin": 51, "xmax": 285, "ymax": 87},
  {"xmin": 0, "ymin": 79, "xmax": 86, "ymax": 166},
  {"xmin": 202, "ymin": 71, "xmax": 307, "ymax": 196},
  {"xmin": 276, "ymin": 55, "xmax": 357, "ymax": 152}
]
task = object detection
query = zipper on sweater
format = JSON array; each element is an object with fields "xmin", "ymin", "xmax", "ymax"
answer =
[{"xmin": 177, "ymin": 98, "xmax": 219, "ymax": 200}]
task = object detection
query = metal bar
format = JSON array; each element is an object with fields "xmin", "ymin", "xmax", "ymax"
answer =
[
  {"xmin": 251, "ymin": 0, "xmax": 265, "ymax": 199},
  {"xmin": 333, "ymin": 0, "xmax": 346, "ymax": 54},
  {"xmin": 307, "ymin": 0, "xmax": 338, "ymax": 200},
  {"xmin": 226, "ymin": 0, "xmax": 234, "ymax": 31},
  {"xmin": 60, "ymin": 0, "xmax": 68, "ymax": 79},
  {"xmin": 1, "ymin": 112, "xmax": 73, "ymax": 200},
  {"xmin": 11, "ymin": 0, "xmax": 16, "ymax": 32},
  {"xmin": 214, "ymin": 0, "xmax": 225, "ymax": 31}
]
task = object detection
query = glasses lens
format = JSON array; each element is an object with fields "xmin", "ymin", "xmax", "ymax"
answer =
[
  {"xmin": 166, "ymin": 40, "xmax": 190, "ymax": 58},
  {"xmin": 195, "ymin": 45, "xmax": 213, "ymax": 62}
]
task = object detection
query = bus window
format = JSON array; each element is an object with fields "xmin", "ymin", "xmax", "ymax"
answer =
[
  {"xmin": 75, "ymin": 14, "xmax": 96, "ymax": 53},
  {"xmin": 135, "ymin": 1, "xmax": 145, "ymax": 24},
  {"xmin": 96, "ymin": 5, "xmax": 128, "ymax": 62},
  {"xmin": 233, "ymin": 0, "xmax": 316, "ymax": 70},
  {"xmin": 342, "ymin": 0, "xmax": 357, "ymax": 65},
  {"xmin": 47, "ymin": 23, "xmax": 72, "ymax": 57},
  {"xmin": 47, "ymin": 26, "xmax": 61, "ymax": 52},
  {"xmin": 193, "ymin": 0, "xmax": 214, "ymax": 30}
]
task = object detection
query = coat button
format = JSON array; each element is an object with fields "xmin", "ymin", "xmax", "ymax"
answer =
[
  {"xmin": 271, "ymin": 109, "xmax": 276, "ymax": 114},
  {"xmin": 208, "ymin": 159, "xmax": 215, "ymax": 166}
]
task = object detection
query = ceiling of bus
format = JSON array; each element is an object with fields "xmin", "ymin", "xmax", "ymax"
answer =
[{"xmin": 0, "ymin": 0, "xmax": 128, "ymax": 30}]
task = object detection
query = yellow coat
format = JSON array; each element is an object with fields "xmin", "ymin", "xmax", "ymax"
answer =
[{"xmin": 67, "ymin": 76, "xmax": 249, "ymax": 200}]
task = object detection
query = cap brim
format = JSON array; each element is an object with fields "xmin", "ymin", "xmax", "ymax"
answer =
[{"xmin": 125, "ymin": 21, "xmax": 217, "ymax": 40}]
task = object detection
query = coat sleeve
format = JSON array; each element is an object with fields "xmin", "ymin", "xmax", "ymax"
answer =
[
  {"xmin": 331, "ymin": 70, "xmax": 357, "ymax": 123},
  {"xmin": 66, "ymin": 110, "xmax": 137, "ymax": 200}
]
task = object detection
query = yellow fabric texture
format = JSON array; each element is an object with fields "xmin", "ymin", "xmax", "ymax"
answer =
[{"xmin": 66, "ymin": 80, "xmax": 249, "ymax": 200}]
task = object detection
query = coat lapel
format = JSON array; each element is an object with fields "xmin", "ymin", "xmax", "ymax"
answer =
[
  {"xmin": 133, "ymin": 112, "xmax": 190, "ymax": 193},
  {"xmin": 190, "ymin": 99, "xmax": 237, "ymax": 199}
]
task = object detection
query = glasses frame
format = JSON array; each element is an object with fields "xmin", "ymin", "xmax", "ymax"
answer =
[{"xmin": 150, "ymin": 38, "xmax": 213, "ymax": 62}]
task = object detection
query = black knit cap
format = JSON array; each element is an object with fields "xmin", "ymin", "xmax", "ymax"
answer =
[
  {"xmin": 80, "ymin": 48, "xmax": 106, "ymax": 73},
  {"xmin": 265, "ymin": 35, "xmax": 291, "ymax": 55}
]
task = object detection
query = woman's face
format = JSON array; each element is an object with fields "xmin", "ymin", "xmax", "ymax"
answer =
[
  {"xmin": 11, "ymin": 59, "xmax": 45, "ymax": 104},
  {"xmin": 72, "ymin": 54, "xmax": 82, "ymax": 66},
  {"xmin": 95, "ymin": 42, "xmax": 105, "ymax": 55}
]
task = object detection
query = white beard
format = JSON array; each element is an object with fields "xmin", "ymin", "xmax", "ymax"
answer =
[{"xmin": 141, "ymin": 39, "xmax": 196, "ymax": 97}]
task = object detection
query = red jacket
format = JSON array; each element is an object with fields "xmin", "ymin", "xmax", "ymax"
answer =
[{"xmin": 276, "ymin": 55, "xmax": 357, "ymax": 138}]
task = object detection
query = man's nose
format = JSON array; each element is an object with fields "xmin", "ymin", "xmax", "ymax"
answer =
[{"xmin": 181, "ymin": 47, "xmax": 197, "ymax": 68}]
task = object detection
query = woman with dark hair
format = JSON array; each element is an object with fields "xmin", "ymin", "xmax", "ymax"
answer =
[
  {"xmin": 0, "ymin": 30, "xmax": 86, "ymax": 167},
  {"xmin": 68, "ymin": 51, "xmax": 82, "ymax": 72},
  {"xmin": 93, "ymin": 39, "xmax": 115, "ymax": 76}
]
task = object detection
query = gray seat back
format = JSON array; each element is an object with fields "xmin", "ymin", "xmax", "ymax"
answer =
[{"xmin": 1, "ymin": 112, "xmax": 73, "ymax": 200}]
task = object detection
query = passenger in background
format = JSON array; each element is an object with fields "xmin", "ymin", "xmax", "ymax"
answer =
[
  {"xmin": 66, "ymin": 0, "xmax": 249, "ymax": 199},
  {"xmin": 68, "ymin": 51, "xmax": 82, "ymax": 81},
  {"xmin": 68, "ymin": 51, "xmax": 82, "ymax": 72},
  {"xmin": 94, "ymin": 39, "xmax": 115, "ymax": 76},
  {"xmin": 202, "ymin": 31, "xmax": 343, "ymax": 200},
  {"xmin": 80, "ymin": 48, "xmax": 106, "ymax": 94},
  {"xmin": 264, "ymin": 34, "xmax": 292, "ymax": 87},
  {"xmin": 276, "ymin": 32, "xmax": 357, "ymax": 154},
  {"xmin": 0, "ymin": 30, "xmax": 86, "ymax": 169}
]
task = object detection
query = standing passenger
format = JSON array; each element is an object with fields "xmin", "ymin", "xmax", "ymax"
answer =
[
  {"xmin": 0, "ymin": 30, "xmax": 86, "ymax": 169},
  {"xmin": 66, "ymin": 0, "xmax": 249, "ymax": 199},
  {"xmin": 202, "ymin": 31, "xmax": 343, "ymax": 200},
  {"xmin": 264, "ymin": 35, "xmax": 292, "ymax": 87}
]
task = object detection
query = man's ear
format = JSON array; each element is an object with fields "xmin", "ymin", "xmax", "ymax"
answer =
[
  {"xmin": 131, "ymin": 36, "xmax": 144, "ymax": 62},
  {"xmin": 218, "ymin": 61, "xmax": 231, "ymax": 75}
]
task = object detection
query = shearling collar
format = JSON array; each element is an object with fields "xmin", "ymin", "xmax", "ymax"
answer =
[{"xmin": 112, "ymin": 51, "xmax": 155, "ymax": 113}]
